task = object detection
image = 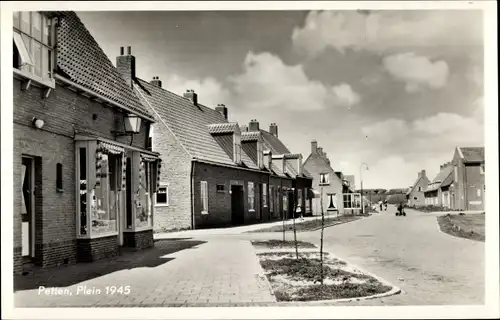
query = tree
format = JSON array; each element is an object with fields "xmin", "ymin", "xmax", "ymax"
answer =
[{"xmin": 319, "ymin": 186, "xmax": 325, "ymax": 285}]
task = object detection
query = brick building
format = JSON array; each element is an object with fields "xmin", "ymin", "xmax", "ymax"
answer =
[
  {"xmin": 13, "ymin": 11, "xmax": 160, "ymax": 274},
  {"xmin": 449, "ymin": 147, "xmax": 485, "ymax": 211},
  {"xmin": 303, "ymin": 140, "xmax": 361, "ymax": 215},
  {"xmin": 124, "ymin": 55, "xmax": 312, "ymax": 230},
  {"xmin": 424, "ymin": 163, "xmax": 454, "ymax": 207},
  {"xmin": 406, "ymin": 170, "xmax": 430, "ymax": 207}
]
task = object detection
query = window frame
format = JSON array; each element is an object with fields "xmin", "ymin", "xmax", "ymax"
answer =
[
  {"xmin": 248, "ymin": 181, "xmax": 255, "ymax": 212},
  {"xmin": 319, "ymin": 173, "xmax": 330, "ymax": 185},
  {"xmin": 201, "ymin": 181, "xmax": 209, "ymax": 214},
  {"xmin": 262, "ymin": 183, "xmax": 268, "ymax": 208},
  {"xmin": 13, "ymin": 11, "xmax": 56, "ymax": 89},
  {"xmin": 155, "ymin": 182, "xmax": 169, "ymax": 207},
  {"xmin": 216, "ymin": 184, "xmax": 225, "ymax": 193}
]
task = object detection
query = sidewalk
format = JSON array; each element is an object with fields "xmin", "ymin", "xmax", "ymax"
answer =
[
  {"xmin": 14, "ymin": 238, "xmax": 275, "ymax": 307},
  {"xmin": 154, "ymin": 216, "xmax": 322, "ymax": 239}
]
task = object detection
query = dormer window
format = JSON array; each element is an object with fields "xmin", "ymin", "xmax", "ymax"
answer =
[
  {"xmin": 233, "ymin": 132, "xmax": 242, "ymax": 164},
  {"xmin": 13, "ymin": 11, "xmax": 55, "ymax": 87}
]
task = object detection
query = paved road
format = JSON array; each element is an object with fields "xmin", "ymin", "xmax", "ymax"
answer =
[{"xmin": 295, "ymin": 206, "xmax": 485, "ymax": 305}]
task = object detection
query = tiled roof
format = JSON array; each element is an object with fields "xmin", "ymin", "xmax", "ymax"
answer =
[
  {"xmin": 261, "ymin": 130, "xmax": 291, "ymax": 154},
  {"xmin": 134, "ymin": 79, "xmax": 257, "ymax": 169},
  {"xmin": 241, "ymin": 131, "xmax": 261, "ymax": 142},
  {"xmin": 425, "ymin": 165, "xmax": 454, "ymax": 192},
  {"xmin": 55, "ymin": 12, "xmax": 152, "ymax": 119},
  {"xmin": 460, "ymin": 147, "xmax": 485, "ymax": 163},
  {"xmin": 207, "ymin": 123, "xmax": 239, "ymax": 135}
]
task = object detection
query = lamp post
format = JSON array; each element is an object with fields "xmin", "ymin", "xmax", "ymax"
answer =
[{"xmin": 360, "ymin": 163, "xmax": 369, "ymax": 215}]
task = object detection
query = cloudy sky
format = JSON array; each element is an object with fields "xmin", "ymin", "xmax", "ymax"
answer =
[{"xmin": 77, "ymin": 10, "xmax": 484, "ymax": 189}]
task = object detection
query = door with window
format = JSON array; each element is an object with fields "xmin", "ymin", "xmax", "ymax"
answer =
[{"xmin": 21, "ymin": 157, "xmax": 35, "ymax": 259}]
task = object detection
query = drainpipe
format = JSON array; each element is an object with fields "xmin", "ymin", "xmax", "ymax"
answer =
[
  {"xmin": 191, "ymin": 160, "xmax": 196, "ymax": 230},
  {"xmin": 464, "ymin": 164, "xmax": 468, "ymax": 211}
]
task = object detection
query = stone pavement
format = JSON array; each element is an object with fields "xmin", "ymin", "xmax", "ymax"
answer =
[{"xmin": 15, "ymin": 238, "xmax": 276, "ymax": 307}]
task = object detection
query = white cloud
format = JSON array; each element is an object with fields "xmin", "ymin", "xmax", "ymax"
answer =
[
  {"xmin": 361, "ymin": 118, "xmax": 409, "ymax": 140},
  {"xmin": 160, "ymin": 75, "xmax": 232, "ymax": 108},
  {"xmin": 382, "ymin": 52, "xmax": 449, "ymax": 92},
  {"xmin": 292, "ymin": 10, "xmax": 483, "ymax": 57},
  {"xmin": 229, "ymin": 51, "xmax": 360, "ymax": 111}
]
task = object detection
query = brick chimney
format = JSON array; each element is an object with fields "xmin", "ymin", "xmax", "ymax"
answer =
[
  {"xmin": 215, "ymin": 104, "xmax": 228, "ymax": 120},
  {"xmin": 116, "ymin": 46, "xmax": 136, "ymax": 88},
  {"xmin": 269, "ymin": 123, "xmax": 278, "ymax": 137},
  {"xmin": 311, "ymin": 140, "xmax": 318, "ymax": 154},
  {"xmin": 318, "ymin": 147, "xmax": 323, "ymax": 155},
  {"xmin": 249, "ymin": 119, "xmax": 260, "ymax": 132},
  {"xmin": 183, "ymin": 89, "xmax": 198, "ymax": 106},
  {"xmin": 150, "ymin": 76, "xmax": 162, "ymax": 88}
]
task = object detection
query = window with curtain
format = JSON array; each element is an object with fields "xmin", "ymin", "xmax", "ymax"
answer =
[
  {"xmin": 137, "ymin": 160, "xmax": 153, "ymax": 228},
  {"xmin": 269, "ymin": 185, "xmax": 274, "ymax": 212},
  {"xmin": 91, "ymin": 153, "xmax": 117, "ymax": 234},
  {"xmin": 248, "ymin": 182, "xmax": 255, "ymax": 211},
  {"xmin": 201, "ymin": 181, "xmax": 208, "ymax": 214},
  {"xmin": 262, "ymin": 183, "xmax": 267, "ymax": 207}
]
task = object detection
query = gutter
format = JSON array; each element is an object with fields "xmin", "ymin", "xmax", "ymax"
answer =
[
  {"xmin": 54, "ymin": 74, "xmax": 155, "ymax": 122},
  {"xmin": 191, "ymin": 161, "xmax": 196, "ymax": 230}
]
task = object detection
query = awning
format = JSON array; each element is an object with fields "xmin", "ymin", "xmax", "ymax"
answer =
[{"xmin": 97, "ymin": 141, "xmax": 125, "ymax": 155}]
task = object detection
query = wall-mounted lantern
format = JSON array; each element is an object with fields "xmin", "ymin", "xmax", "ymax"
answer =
[{"xmin": 124, "ymin": 114, "xmax": 141, "ymax": 134}]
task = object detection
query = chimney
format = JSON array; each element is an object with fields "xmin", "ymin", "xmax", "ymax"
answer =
[
  {"xmin": 263, "ymin": 150, "xmax": 272, "ymax": 170},
  {"xmin": 116, "ymin": 46, "xmax": 136, "ymax": 88},
  {"xmin": 183, "ymin": 89, "xmax": 198, "ymax": 106},
  {"xmin": 311, "ymin": 140, "xmax": 318, "ymax": 154},
  {"xmin": 150, "ymin": 76, "xmax": 162, "ymax": 88},
  {"xmin": 269, "ymin": 123, "xmax": 278, "ymax": 137},
  {"xmin": 418, "ymin": 170, "xmax": 426, "ymax": 178},
  {"xmin": 440, "ymin": 164, "xmax": 444, "ymax": 170},
  {"xmin": 215, "ymin": 104, "xmax": 228, "ymax": 120},
  {"xmin": 318, "ymin": 147, "xmax": 323, "ymax": 155},
  {"xmin": 249, "ymin": 119, "xmax": 260, "ymax": 132}
]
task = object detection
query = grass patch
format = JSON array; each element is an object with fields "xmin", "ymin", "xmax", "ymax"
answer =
[
  {"xmin": 290, "ymin": 282, "xmax": 392, "ymax": 301},
  {"xmin": 248, "ymin": 215, "xmax": 362, "ymax": 233},
  {"xmin": 437, "ymin": 214, "xmax": 485, "ymax": 242},
  {"xmin": 251, "ymin": 240, "xmax": 317, "ymax": 249},
  {"xmin": 257, "ymin": 254, "xmax": 392, "ymax": 302}
]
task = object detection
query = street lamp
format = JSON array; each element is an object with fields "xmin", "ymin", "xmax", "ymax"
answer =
[{"xmin": 360, "ymin": 162, "xmax": 369, "ymax": 215}]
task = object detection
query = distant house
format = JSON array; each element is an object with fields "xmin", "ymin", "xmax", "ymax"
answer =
[
  {"xmin": 424, "ymin": 163, "xmax": 454, "ymax": 207},
  {"xmin": 406, "ymin": 170, "xmax": 430, "ymax": 207},
  {"xmin": 303, "ymin": 140, "xmax": 361, "ymax": 215},
  {"xmin": 119, "ymin": 51, "xmax": 312, "ymax": 230},
  {"xmin": 450, "ymin": 147, "xmax": 485, "ymax": 211}
]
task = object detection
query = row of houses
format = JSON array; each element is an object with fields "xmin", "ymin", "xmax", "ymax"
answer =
[
  {"xmin": 13, "ymin": 11, "xmax": 365, "ymax": 275},
  {"xmin": 406, "ymin": 147, "xmax": 485, "ymax": 211}
]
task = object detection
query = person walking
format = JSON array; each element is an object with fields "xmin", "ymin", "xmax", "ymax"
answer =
[{"xmin": 384, "ymin": 200, "xmax": 388, "ymax": 211}]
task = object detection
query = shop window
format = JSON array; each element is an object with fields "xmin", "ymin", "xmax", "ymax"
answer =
[
  {"xmin": 136, "ymin": 160, "xmax": 152, "ymax": 228},
  {"xmin": 201, "ymin": 181, "xmax": 208, "ymax": 214},
  {"xmin": 13, "ymin": 11, "xmax": 54, "ymax": 85},
  {"xmin": 248, "ymin": 182, "xmax": 255, "ymax": 211},
  {"xmin": 91, "ymin": 153, "xmax": 117, "ymax": 234}
]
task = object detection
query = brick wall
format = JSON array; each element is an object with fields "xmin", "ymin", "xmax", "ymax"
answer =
[
  {"xmin": 150, "ymin": 121, "xmax": 192, "ymax": 232},
  {"xmin": 123, "ymin": 230, "xmax": 154, "ymax": 249},
  {"xmin": 77, "ymin": 236, "xmax": 119, "ymax": 262},
  {"xmin": 13, "ymin": 78, "xmax": 153, "ymax": 273},
  {"xmin": 192, "ymin": 162, "xmax": 270, "ymax": 229}
]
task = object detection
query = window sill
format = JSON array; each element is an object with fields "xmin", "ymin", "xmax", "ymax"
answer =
[
  {"xmin": 129, "ymin": 226, "xmax": 153, "ymax": 233},
  {"xmin": 319, "ymin": 183, "xmax": 330, "ymax": 186},
  {"xmin": 76, "ymin": 231, "xmax": 118, "ymax": 240},
  {"xmin": 249, "ymin": 209, "xmax": 255, "ymax": 212},
  {"xmin": 56, "ymin": 188, "xmax": 64, "ymax": 193},
  {"xmin": 155, "ymin": 203, "xmax": 169, "ymax": 207},
  {"xmin": 201, "ymin": 211, "xmax": 209, "ymax": 215},
  {"xmin": 13, "ymin": 68, "xmax": 56, "ymax": 89}
]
